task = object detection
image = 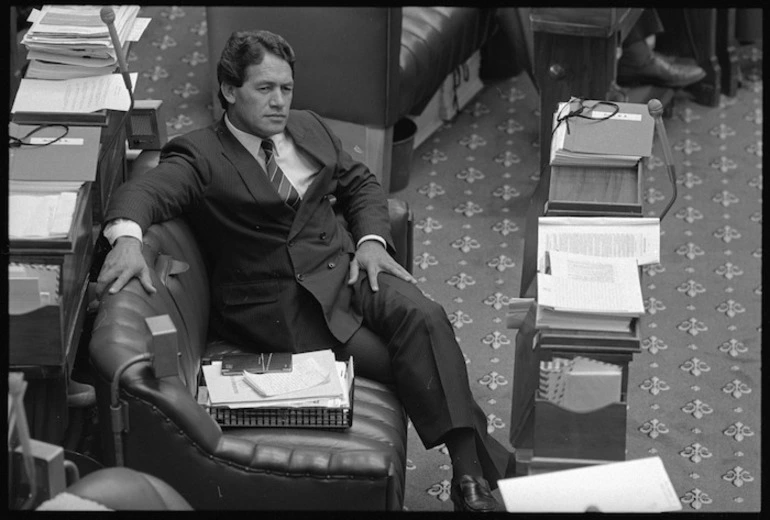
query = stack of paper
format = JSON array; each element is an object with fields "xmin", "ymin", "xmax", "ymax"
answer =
[
  {"xmin": 550, "ymin": 100, "xmax": 654, "ymax": 168},
  {"xmin": 9, "ymin": 192, "xmax": 78, "ymax": 240},
  {"xmin": 202, "ymin": 350, "xmax": 351, "ymax": 409},
  {"xmin": 536, "ymin": 251, "xmax": 644, "ymax": 333},
  {"xmin": 21, "ymin": 5, "xmax": 141, "ymax": 80}
]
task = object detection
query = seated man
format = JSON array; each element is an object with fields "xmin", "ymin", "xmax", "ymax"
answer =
[
  {"xmin": 96, "ymin": 30, "xmax": 514, "ymax": 512},
  {"xmin": 617, "ymin": 8, "xmax": 706, "ymax": 89}
]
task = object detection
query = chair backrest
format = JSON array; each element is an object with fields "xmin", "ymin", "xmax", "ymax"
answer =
[{"xmin": 206, "ymin": 7, "xmax": 402, "ymax": 127}]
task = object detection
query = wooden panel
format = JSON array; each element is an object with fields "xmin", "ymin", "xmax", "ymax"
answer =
[
  {"xmin": 530, "ymin": 8, "xmax": 642, "ymax": 39},
  {"xmin": 9, "ymin": 184, "xmax": 94, "ymax": 369},
  {"xmin": 716, "ymin": 8, "xmax": 739, "ymax": 97},
  {"xmin": 547, "ymin": 163, "xmax": 642, "ymax": 215},
  {"xmin": 533, "ymin": 399, "xmax": 627, "ymax": 461}
]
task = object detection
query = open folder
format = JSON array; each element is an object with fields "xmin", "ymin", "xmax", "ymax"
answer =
[{"xmin": 498, "ymin": 456, "xmax": 682, "ymax": 512}]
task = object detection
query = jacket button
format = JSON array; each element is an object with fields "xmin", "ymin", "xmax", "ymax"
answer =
[
  {"xmin": 296, "ymin": 273, "xmax": 304, "ymax": 282},
  {"xmin": 320, "ymin": 232, "xmax": 327, "ymax": 240},
  {"xmin": 288, "ymin": 240, "xmax": 295, "ymax": 247},
  {"xmin": 327, "ymin": 262, "xmax": 335, "ymax": 269}
]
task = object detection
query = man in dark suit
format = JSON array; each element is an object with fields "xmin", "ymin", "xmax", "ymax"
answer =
[{"xmin": 96, "ymin": 30, "xmax": 513, "ymax": 512}]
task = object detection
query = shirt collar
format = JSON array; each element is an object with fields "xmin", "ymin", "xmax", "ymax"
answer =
[{"xmin": 224, "ymin": 113, "xmax": 286, "ymax": 156}]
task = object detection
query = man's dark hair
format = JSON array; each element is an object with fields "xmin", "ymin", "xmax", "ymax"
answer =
[{"xmin": 216, "ymin": 30, "xmax": 296, "ymax": 110}]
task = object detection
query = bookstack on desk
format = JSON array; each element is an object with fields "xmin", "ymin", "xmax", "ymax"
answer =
[
  {"xmin": 509, "ymin": 101, "xmax": 658, "ymax": 475},
  {"xmin": 21, "ymin": 5, "xmax": 141, "ymax": 80},
  {"xmin": 546, "ymin": 100, "xmax": 653, "ymax": 217}
]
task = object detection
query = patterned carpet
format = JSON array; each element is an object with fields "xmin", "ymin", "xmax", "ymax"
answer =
[{"xmin": 126, "ymin": 7, "xmax": 761, "ymax": 512}]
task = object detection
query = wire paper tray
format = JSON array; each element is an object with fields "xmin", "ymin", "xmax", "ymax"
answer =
[
  {"xmin": 208, "ymin": 400, "xmax": 353, "ymax": 429},
  {"xmin": 202, "ymin": 357, "xmax": 355, "ymax": 429}
]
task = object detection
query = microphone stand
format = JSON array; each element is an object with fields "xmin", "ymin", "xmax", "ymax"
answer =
[
  {"xmin": 98, "ymin": 6, "xmax": 135, "ymax": 181},
  {"xmin": 647, "ymin": 99, "xmax": 678, "ymax": 221}
]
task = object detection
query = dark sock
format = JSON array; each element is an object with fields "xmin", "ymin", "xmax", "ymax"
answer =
[{"xmin": 443, "ymin": 427, "xmax": 483, "ymax": 479}]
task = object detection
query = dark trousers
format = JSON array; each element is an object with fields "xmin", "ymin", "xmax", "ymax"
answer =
[
  {"xmin": 624, "ymin": 8, "xmax": 665, "ymax": 47},
  {"xmin": 335, "ymin": 272, "xmax": 515, "ymax": 485}
]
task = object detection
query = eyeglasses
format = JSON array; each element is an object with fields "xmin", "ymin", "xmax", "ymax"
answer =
[
  {"xmin": 9, "ymin": 124, "xmax": 70, "ymax": 148},
  {"xmin": 552, "ymin": 97, "xmax": 620, "ymax": 138}
]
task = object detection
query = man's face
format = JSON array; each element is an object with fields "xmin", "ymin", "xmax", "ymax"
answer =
[{"xmin": 222, "ymin": 52, "xmax": 293, "ymax": 138}]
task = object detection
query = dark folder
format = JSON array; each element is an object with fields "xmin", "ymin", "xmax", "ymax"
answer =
[
  {"xmin": 9, "ymin": 123, "xmax": 101, "ymax": 182},
  {"xmin": 550, "ymin": 100, "xmax": 654, "ymax": 166}
]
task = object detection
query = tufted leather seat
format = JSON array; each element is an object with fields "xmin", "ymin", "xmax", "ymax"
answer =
[{"xmin": 399, "ymin": 7, "xmax": 494, "ymax": 118}]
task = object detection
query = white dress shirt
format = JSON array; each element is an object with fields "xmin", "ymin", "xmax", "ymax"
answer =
[{"xmin": 104, "ymin": 113, "xmax": 385, "ymax": 250}]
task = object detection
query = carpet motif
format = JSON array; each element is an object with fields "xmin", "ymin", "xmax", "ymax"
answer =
[{"xmin": 128, "ymin": 6, "xmax": 760, "ymax": 512}]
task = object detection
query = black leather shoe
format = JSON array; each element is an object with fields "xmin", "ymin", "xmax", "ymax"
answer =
[
  {"xmin": 450, "ymin": 475, "xmax": 499, "ymax": 513},
  {"xmin": 618, "ymin": 52, "xmax": 706, "ymax": 88}
]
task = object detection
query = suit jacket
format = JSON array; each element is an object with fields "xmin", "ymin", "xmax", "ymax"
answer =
[{"xmin": 106, "ymin": 109, "xmax": 394, "ymax": 352}]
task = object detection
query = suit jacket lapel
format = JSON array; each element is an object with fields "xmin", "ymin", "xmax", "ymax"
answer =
[
  {"xmin": 284, "ymin": 116, "xmax": 335, "ymax": 239},
  {"xmin": 214, "ymin": 119, "xmax": 296, "ymax": 220}
]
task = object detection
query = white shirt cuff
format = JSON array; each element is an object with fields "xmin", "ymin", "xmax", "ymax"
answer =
[
  {"xmin": 103, "ymin": 219, "xmax": 143, "ymax": 247},
  {"xmin": 357, "ymin": 234, "xmax": 386, "ymax": 249}
]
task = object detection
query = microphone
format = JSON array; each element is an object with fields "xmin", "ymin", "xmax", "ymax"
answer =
[
  {"xmin": 100, "ymin": 6, "xmax": 133, "ymax": 93},
  {"xmin": 647, "ymin": 99, "xmax": 677, "ymax": 221},
  {"xmin": 100, "ymin": 6, "xmax": 135, "ymax": 181}
]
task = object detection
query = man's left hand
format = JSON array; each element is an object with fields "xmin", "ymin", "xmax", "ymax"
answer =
[{"xmin": 348, "ymin": 240, "xmax": 417, "ymax": 292}]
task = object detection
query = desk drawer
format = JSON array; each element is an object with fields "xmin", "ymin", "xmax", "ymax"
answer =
[
  {"xmin": 9, "ymin": 183, "xmax": 93, "ymax": 369},
  {"xmin": 546, "ymin": 162, "xmax": 643, "ymax": 216}
]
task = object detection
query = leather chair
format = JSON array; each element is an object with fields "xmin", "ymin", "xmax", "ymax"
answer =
[
  {"xmin": 38, "ymin": 467, "xmax": 193, "ymax": 511},
  {"xmin": 88, "ymin": 153, "xmax": 413, "ymax": 510}
]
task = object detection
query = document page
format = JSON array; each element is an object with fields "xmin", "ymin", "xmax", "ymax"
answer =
[
  {"xmin": 537, "ymin": 216, "xmax": 660, "ymax": 272},
  {"xmin": 11, "ymin": 73, "xmax": 138, "ymax": 114},
  {"xmin": 537, "ymin": 252, "xmax": 644, "ymax": 315},
  {"xmin": 498, "ymin": 456, "xmax": 682, "ymax": 512}
]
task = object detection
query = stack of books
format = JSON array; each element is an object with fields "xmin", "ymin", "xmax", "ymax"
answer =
[
  {"xmin": 538, "ymin": 356, "xmax": 622, "ymax": 412},
  {"xmin": 21, "ymin": 5, "xmax": 141, "ymax": 80},
  {"xmin": 199, "ymin": 349, "xmax": 355, "ymax": 428},
  {"xmin": 546, "ymin": 100, "xmax": 654, "ymax": 217},
  {"xmin": 549, "ymin": 99, "xmax": 654, "ymax": 168},
  {"xmin": 536, "ymin": 250, "xmax": 644, "ymax": 333},
  {"xmin": 8, "ymin": 122, "xmax": 100, "ymax": 241}
]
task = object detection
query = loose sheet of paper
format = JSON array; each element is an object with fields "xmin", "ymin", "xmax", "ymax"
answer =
[
  {"xmin": 498, "ymin": 456, "xmax": 682, "ymax": 512},
  {"xmin": 11, "ymin": 72, "xmax": 138, "ymax": 114},
  {"xmin": 537, "ymin": 252, "xmax": 644, "ymax": 315},
  {"xmin": 537, "ymin": 216, "xmax": 660, "ymax": 272}
]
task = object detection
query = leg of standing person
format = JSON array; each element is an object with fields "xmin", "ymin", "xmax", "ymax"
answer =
[
  {"xmin": 346, "ymin": 272, "xmax": 515, "ymax": 512},
  {"xmin": 618, "ymin": 8, "xmax": 706, "ymax": 88}
]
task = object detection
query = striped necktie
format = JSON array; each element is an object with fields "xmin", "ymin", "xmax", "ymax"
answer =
[{"xmin": 261, "ymin": 138, "xmax": 301, "ymax": 210}]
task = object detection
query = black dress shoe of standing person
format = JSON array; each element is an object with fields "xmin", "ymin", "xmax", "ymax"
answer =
[
  {"xmin": 618, "ymin": 41, "xmax": 706, "ymax": 88},
  {"xmin": 450, "ymin": 475, "xmax": 499, "ymax": 512}
]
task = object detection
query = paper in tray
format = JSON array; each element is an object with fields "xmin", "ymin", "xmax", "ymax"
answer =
[{"xmin": 203, "ymin": 358, "xmax": 355, "ymax": 429}]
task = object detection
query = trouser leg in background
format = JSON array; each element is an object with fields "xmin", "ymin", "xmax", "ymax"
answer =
[{"xmin": 349, "ymin": 272, "xmax": 515, "ymax": 486}]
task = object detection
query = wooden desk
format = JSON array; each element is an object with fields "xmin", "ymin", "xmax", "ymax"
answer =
[
  {"xmin": 8, "ymin": 115, "xmax": 127, "ymax": 444},
  {"xmin": 530, "ymin": 8, "xmax": 644, "ymax": 171},
  {"xmin": 509, "ymin": 284, "xmax": 642, "ymax": 475}
]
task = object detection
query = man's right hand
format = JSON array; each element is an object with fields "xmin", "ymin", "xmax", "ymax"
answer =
[{"xmin": 96, "ymin": 236, "xmax": 156, "ymax": 297}]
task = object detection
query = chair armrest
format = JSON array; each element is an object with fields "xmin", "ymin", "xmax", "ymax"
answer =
[{"xmin": 387, "ymin": 198, "xmax": 414, "ymax": 274}]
